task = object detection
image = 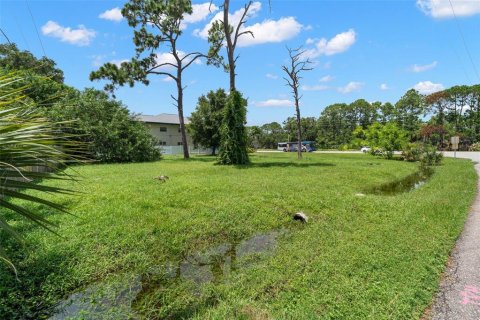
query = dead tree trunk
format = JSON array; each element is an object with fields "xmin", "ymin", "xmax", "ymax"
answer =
[{"xmin": 282, "ymin": 47, "xmax": 313, "ymax": 159}]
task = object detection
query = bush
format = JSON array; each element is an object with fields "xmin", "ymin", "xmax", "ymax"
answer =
[
  {"xmin": 420, "ymin": 145, "xmax": 443, "ymax": 166},
  {"xmin": 402, "ymin": 143, "xmax": 423, "ymax": 162},
  {"xmin": 469, "ymin": 142, "xmax": 480, "ymax": 151},
  {"xmin": 48, "ymin": 88, "xmax": 161, "ymax": 163},
  {"xmin": 402, "ymin": 143, "xmax": 443, "ymax": 166}
]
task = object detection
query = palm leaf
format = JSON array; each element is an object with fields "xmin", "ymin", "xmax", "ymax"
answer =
[{"xmin": 0, "ymin": 72, "xmax": 84, "ymax": 273}]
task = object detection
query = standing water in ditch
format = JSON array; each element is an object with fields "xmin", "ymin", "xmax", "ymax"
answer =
[
  {"xmin": 366, "ymin": 166, "xmax": 435, "ymax": 196},
  {"xmin": 49, "ymin": 229, "xmax": 285, "ymax": 319}
]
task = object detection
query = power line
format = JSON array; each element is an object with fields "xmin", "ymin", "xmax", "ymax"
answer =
[
  {"xmin": 448, "ymin": 0, "xmax": 480, "ymax": 82},
  {"xmin": 25, "ymin": 0, "xmax": 46, "ymax": 57},
  {"xmin": 0, "ymin": 28, "xmax": 12, "ymax": 45}
]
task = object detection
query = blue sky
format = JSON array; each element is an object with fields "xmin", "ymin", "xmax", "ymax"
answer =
[{"xmin": 1, "ymin": 0, "xmax": 480, "ymax": 125}]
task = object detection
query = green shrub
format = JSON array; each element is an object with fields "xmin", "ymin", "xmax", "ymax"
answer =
[
  {"xmin": 48, "ymin": 89, "xmax": 161, "ymax": 163},
  {"xmin": 402, "ymin": 143, "xmax": 423, "ymax": 162},
  {"xmin": 420, "ymin": 145, "xmax": 443, "ymax": 166}
]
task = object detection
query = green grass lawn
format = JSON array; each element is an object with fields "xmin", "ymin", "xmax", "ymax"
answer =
[{"xmin": 0, "ymin": 153, "xmax": 477, "ymax": 319}]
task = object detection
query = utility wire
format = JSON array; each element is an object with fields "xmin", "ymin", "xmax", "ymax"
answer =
[
  {"xmin": 25, "ymin": 0, "xmax": 46, "ymax": 57},
  {"xmin": 448, "ymin": 0, "xmax": 480, "ymax": 82},
  {"xmin": 0, "ymin": 28, "xmax": 12, "ymax": 45}
]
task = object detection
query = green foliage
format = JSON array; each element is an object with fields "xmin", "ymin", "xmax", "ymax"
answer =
[
  {"xmin": 0, "ymin": 43, "xmax": 72, "ymax": 107},
  {"xmin": 188, "ymin": 89, "xmax": 227, "ymax": 155},
  {"xmin": 47, "ymin": 88, "xmax": 161, "ymax": 163},
  {"xmin": 394, "ymin": 89, "xmax": 425, "ymax": 137},
  {"xmin": 0, "ymin": 154, "xmax": 475, "ymax": 318},
  {"xmin": 401, "ymin": 143, "xmax": 443, "ymax": 166},
  {"xmin": 217, "ymin": 90, "xmax": 249, "ymax": 165},
  {"xmin": 358, "ymin": 122, "xmax": 409, "ymax": 159},
  {"xmin": 402, "ymin": 143, "xmax": 424, "ymax": 162},
  {"xmin": 283, "ymin": 117, "xmax": 318, "ymax": 142},
  {"xmin": 0, "ymin": 72, "xmax": 81, "ymax": 271},
  {"xmin": 420, "ymin": 145, "xmax": 443, "ymax": 166}
]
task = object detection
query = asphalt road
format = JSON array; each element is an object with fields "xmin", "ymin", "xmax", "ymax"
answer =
[{"xmin": 430, "ymin": 163, "xmax": 480, "ymax": 319}]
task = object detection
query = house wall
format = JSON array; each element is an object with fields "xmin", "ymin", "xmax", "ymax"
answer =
[{"xmin": 145, "ymin": 122, "xmax": 193, "ymax": 147}]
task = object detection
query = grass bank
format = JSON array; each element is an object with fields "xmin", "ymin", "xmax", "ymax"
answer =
[{"xmin": 0, "ymin": 153, "xmax": 476, "ymax": 319}]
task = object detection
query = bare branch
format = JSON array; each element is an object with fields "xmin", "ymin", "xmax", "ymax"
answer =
[{"xmin": 232, "ymin": 1, "xmax": 253, "ymax": 50}]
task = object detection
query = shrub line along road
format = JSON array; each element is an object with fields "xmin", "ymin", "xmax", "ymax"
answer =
[{"xmin": 430, "ymin": 163, "xmax": 480, "ymax": 320}]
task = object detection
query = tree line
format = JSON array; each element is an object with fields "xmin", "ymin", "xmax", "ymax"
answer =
[{"xmin": 232, "ymin": 86, "xmax": 479, "ymax": 151}]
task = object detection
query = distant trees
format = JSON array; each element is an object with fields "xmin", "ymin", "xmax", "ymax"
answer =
[
  {"xmin": 189, "ymin": 89, "xmax": 227, "ymax": 155},
  {"xmin": 394, "ymin": 89, "xmax": 425, "ymax": 138}
]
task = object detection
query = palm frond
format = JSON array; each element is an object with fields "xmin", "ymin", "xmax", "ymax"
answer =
[{"xmin": 0, "ymin": 72, "xmax": 84, "ymax": 273}]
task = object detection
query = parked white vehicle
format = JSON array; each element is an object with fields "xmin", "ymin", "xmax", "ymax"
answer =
[{"xmin": 361, "ymin": 146, "xmax": 371, "ymax": 153}]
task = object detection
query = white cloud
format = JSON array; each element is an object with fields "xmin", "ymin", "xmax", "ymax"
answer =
[
  {"xmin": 337, "ymin": 81, "xmax": 364, "ymax": 94},
  {"xmin": 413, "ymin": 81, "xmax": 444, "ymax": 94},
  {"xmin": 319, "ymin": 75, "xmax": 334, "ymax": 82},
  {"xmin": 410, "ymin": 61, "xmax": 438, "ymax": 72},
  {"xmin": 99, "ymin": 7, "xmax": 123, "ymax": 22},
  {"xmin": 184, "ymin": 3, "xmax": 219, "ymax": 24},
  {"xmin": 302, "ymin": 85, "xmax": 330, "ymax": 91},
  {"xmin": 193, "ymin": 2, "xmax": 301, "ymax": 47},
  {"xmin": 194, "ymin": 2, "xmax": 262, "ymax": 39},
  {"xmin": 417, "ymin": 0, "xmax": 480, "ymax": 18},
  {"xmin": 380, "ymin": 83, "xmax": 389, "ymax": 90},
  {"xmin": 238, "ymin": 17, "xmax": 303, "ymax": 47},
  {"xmin": 162, "ymin": 76, "xmax": 174, "ymax": 82},
  {"xmin": 266, "ymin": 73, "xmax": 279, "ymax": 80},
  {"xmin": 255, "ymin": 99, "xmax": 293, "ymax": 107},
  {"xmin": 303, "ymin": 29, "xmax": 356, "ymax": 59},
  {"xmin": 41, "ymin": 21, "xmax": 96, "ymax": 46}
]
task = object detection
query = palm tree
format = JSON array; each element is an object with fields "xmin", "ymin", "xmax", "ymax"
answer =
[{"xmin": 0, "ymin": 72, "xmax": 81, "ymax": 272}]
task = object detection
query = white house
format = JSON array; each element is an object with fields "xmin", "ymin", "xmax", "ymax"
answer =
[{"xmin": 137, "ymin": 113, "xmax": 211, "ymax": 155}]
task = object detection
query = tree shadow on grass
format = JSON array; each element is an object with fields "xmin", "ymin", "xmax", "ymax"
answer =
[
  {"xmin": 184, "ymin": 156, "xmax": 217, "ymax": 163},
  {"xmin": 234, "ymin": 162, "xmax": 336, "ymax": 169}
]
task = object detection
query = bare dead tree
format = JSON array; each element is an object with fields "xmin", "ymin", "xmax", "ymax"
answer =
[{"xmin": 282, "ymin": 47, "xmax": 313, "ymax": 159}]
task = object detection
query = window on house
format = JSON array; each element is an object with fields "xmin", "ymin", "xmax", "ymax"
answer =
[
  {"xmin": 157, "ymin": 141, "xmax": 167, "ymax": 146},
  {"xmin": 177, "ymin": 142, "xmax": 183, "ymax": 146},
  {"xmin": 178, "ymin": 127, "xmax": 182, "ymax": 133},
  {"xmin": 160, "ymin": 127, "xmax": 167, "ymax": 132}
]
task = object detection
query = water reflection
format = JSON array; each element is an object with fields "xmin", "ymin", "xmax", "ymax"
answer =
[
  {"xmin": 366, "ymin": 166, "xmax": 434, "ymax": 196},
  {"xmin": 50, "ymin": 229, "xmax": 284, "ymax": 319}
]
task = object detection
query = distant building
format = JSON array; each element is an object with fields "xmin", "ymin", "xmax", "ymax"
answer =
[{"xmin": 137, "ymin": 113, "xmax": 193, "ymax": 147}]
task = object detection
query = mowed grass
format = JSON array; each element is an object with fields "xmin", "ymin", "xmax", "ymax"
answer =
[{"xmin": 0, "ymin": 153, "xmax": 477, "ymax": 319}]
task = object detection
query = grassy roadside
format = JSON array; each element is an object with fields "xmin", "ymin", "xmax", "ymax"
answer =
[{"xmin": 0, "ymin": 153, "xmax": 476, "ymax": 319}]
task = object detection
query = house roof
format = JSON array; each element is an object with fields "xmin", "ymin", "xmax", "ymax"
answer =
[{"xmin": 137, "ymin": 113, "xmax": 190, "ymax": 125}]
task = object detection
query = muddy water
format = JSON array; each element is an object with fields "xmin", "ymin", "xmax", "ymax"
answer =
[
  {"xmin": 50, "ymin": 229, "xmax": 285, "ymax": 319},
  {"xmin": 366, "ymin": 166, "xmax": 434, "ymax": 196}
]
